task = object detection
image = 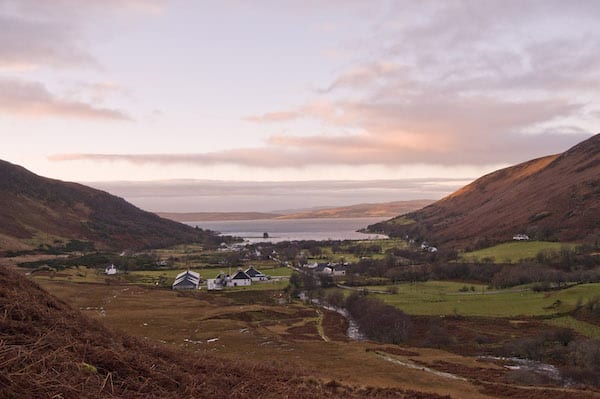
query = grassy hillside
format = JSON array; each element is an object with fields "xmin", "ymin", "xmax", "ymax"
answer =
[
  {"xmin": 368, "ymin": 134, "xmax": 600, "ymax": 249},
  {"xmin": 460, "ymin": 241, "xmax": 574, "ymax": 263},
  {"xmin": 0, "ymin": 160, "xmax": 215, "ymax": 251}
]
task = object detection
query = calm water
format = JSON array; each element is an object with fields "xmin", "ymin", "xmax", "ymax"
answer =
[{"xmin": 187, "ymin": 217, "xmax": 388, "ymax": 243}]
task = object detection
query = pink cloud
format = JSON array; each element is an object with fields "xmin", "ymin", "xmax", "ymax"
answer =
[
  {"xmin": 0, "ymin": 78, "xmax": 131, "ymax": 120},
  {"xmin": 243, "ymin": 110, "xmax": 300, "ymax": 123}
]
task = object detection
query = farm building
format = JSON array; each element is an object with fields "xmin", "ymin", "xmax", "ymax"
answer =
[
  {"xmin": 172, "ymin": 270, "xmax": 201, "ymax": 290},
  {"xmin": 104, "ymin": 264, "xmax": 118, "ymax": 275},
  {"xmin": 245, "ymin": 266, "xmax": 268, "ymax": 282}
]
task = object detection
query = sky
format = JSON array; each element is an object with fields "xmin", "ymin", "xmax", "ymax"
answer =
[{"xmin": 1, "ymin": 0, "xmax": 598, "ymax": 212}]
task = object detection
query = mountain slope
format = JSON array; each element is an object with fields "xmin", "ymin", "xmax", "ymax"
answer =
[
  {"xmin": 0, "ymin": 160, "xmax": 212, "ymax": 251},
  {"xmin": 0, "ymin": 266, "xmax": 444, "ymax": 399},
  {"xmin": 368, "ymin": 134, "xmax": 600, "ymax": 249}
]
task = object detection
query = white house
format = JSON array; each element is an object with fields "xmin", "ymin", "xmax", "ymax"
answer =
[
  {"xmin": 207, "ymin": 270, "xmax": 252, "ymax": 290},
  {"xmin": 207, "ymin": 278, "xmax": 223, "ymax": 290},
  {"xmin": 332, "ymin": 265, "xmax": 347, "ymax": 277},
  {"xmin": 230, "ymin": 270, "xmax": 252, "ymax": 287},
  {"xmin": 420, "ymin": 242, "xmax": 438, "ymax": 252},
  {"xmin": 513, "ymin": 234, "xmax": 530, "ymax": 241},
  {"xmin": 104, "ymin": 264, "xmax": 118, "ymax": 275},
  {"xmin": 313, "ymin": 263, "xmax": 333, "ymax": 275},
  {"xmin": 245, "ymin": 266, "xmax": 268, "ymax": 282},
  {"xmin": 207, "ymin": 273, "xmax": 229, "ymax": 290},
  {"xmin": 172, "ymin": 270, "xmax": 201, "ymax": 290}
]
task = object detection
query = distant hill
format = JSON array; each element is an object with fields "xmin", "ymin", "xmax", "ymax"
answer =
[
  {"xmin": 368, "ymin": 134, "xmax": 600, "ymax": 249},
  {"xmin": 0, "ymin": 266, "xmax": 441, "ymax": 399},
  {"xmin": 157, "ymin": 200, "xmax": 434, "ymax": 222},
  {"xmin": 0, "ymin": 160, "xmax": 213, "ymax": 251},
  {"xmin": 277, "ymin": 200, "xmax": 434, "ymax": 219},
  {"xmin": 156, "ymin": 211, "xmax": 280, "ymax": 222}
]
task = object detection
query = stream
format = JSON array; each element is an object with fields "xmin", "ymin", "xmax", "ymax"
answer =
[
  {"xmin": 311, "ymin": 299, "xmax": 366, "ymax": 341},
  {"xmin": 479, "ymin": 356, "xmax": 571, "ymax": 386}
]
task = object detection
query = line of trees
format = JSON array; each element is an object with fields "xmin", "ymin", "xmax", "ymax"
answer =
[{"xmin": 344, "ymin": 292, "xmax": 411, "ymax": 344}]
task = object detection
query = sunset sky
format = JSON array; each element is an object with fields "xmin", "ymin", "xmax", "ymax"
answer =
[{"xmin": 1, "ymin": 0, "xmax": 598, "ymax": 211}]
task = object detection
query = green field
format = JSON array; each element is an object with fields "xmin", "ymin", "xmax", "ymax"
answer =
[
  {"xmin": 460, "ymin": 241, "xmax": 574, "ymax": 263},
  {"xmin": 131, "ymin": 265, "xmax": 290, "ymax": 277},
  {"xmin": 28, "ymin": 265, "xmax": 292, "ymax": 292},
  {"xmin": 335, "ymin": 281, "xmax": 600, "ymax": 318},
  {"xmin": 546, "ymin": 316, "xmax": 600, "ymax": 338},
  {"xmin": 306, "ymin": 239, "xmax": 407, "ymax": 264}
]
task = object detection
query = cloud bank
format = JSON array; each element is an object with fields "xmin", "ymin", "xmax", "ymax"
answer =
[
  {"xmin": 0, "ymin": 78, "xmax": 131, "ymax": 120},
  {"xmin": 90, "ymin": 178, "xmax": 464, "ymax": 212}
]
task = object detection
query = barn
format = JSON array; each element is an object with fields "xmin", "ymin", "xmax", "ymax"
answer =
[{"xmin": 172, "ymin": 270, "xmax": 201, "ymax": 290}]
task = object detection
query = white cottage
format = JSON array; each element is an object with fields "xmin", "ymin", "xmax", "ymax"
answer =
[
  {"xmin": 230, "ymin": 270, "xmax": 252, "ymax": 287},
  {"xmin": 245, "ymin": 266, "xmax": 268, "ymax": 282},
  {"xmin": 105, "ymin": 264, "xmax": 118, "ymax": 275}
]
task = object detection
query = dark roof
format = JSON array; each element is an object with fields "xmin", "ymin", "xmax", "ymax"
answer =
[
  {"xmin": 231, "ymin": 270, "xmax": 251, "ymax": 280},
  {"xmin": 172, "ymin": 270, "xmax": 200, "ymax": 289},
  {"xmin": 314, "ymin": 264, "xmax": 330, "ymax": 272},
  {"xmin": 245, "ymin": 267, "xmax": 264, "ymax": 277}
]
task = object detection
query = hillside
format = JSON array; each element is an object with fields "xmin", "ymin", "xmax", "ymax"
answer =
[
  {"xmin": 0, "ymin": 266, "xmax": 445, "ymax": 399},
  {"xmin": 157, "ymin": 200, "xmax": 434, "ymax": 222},
  {"xmin": 0, "ymin": 160, "xmax": 213, "ymax": 251},
  {"xmin": 368, "ymin": 134, "xmax": 600, "ymax": 249},
  {"xmin": 156, "ymin": 211, "xmax": 280, "ymax": 222},
  {"xmin": 277, "ymin": 200, "xmax": 434, "ymax": 219}
]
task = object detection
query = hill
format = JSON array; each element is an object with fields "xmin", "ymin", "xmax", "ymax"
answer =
[
  {"xmin": 0, "ymin": 266, "xmax": 445, "ymax": 399},
  {"xmin": 0, "ymin": 160, "xmax": 213, "ymax": 252},
  {"xmin": 277, "ymin": 200, "xmax": 434, "ymax": 219},
  {"xmin": 157, "ymin": 200, "xmax": 434, "ymax": 222},
  {"xmin": 368, "ymin": 134, "xmax": 600, "ymax": 249},
  {"xmin": 156, "ymin": 211, "xmax": 280, "ymax": 222}
]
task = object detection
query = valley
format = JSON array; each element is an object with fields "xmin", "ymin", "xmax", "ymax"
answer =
[{"xmin": 1, "ymin": 134, "xmax": 599, "ymax": 398}]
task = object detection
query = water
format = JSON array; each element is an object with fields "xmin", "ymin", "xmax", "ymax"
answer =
[
  {"xmin": 187, "ymin": 217, "xmax": 388, "ymax": 243},
  {"xmin": 309, "ymin": 299, "xmax": 366, "ymax": 341},
  {"xmin": 479, "ymin": 356, "xmax": 568, "ymax": 385}
]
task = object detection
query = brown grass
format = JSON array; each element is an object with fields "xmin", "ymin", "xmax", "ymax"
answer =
[{"xmin": 0, "ymin": 265, "xmax": 452, "ymax": 399}]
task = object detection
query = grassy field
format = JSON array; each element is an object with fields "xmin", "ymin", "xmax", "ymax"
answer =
[
  {"xmin": 306, "ymin": 239, "xmax": 407, "ymax": 264},
  {"xmin": 333, "ymin": 281, "xmax": 600, "ymax": 318},
  {"xmin": 25, "ymin": 276, "xmax": 565, "ymax": 399},
  {"xmin": 387, "ymin": 216, "xmax": 415, "ymax": 225},
  {"xmin": 26, "ymin": 273, "xmax": 600, "ymax": 398},
  {"xmin": 460, "ymin": 241, "xmax": 574, "ymax": 263},
  {"xmin": 545, "ymin": 316, "xmax": 600, "ymax": 338},
  {"xmin": 26, "ymin": 265, "xmax": 292, "ymax": 292}
]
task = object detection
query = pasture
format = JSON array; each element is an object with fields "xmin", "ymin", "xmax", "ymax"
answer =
[{"xmin": 460, "ymin": 241, "xmax": 574, "ymax": 263}]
